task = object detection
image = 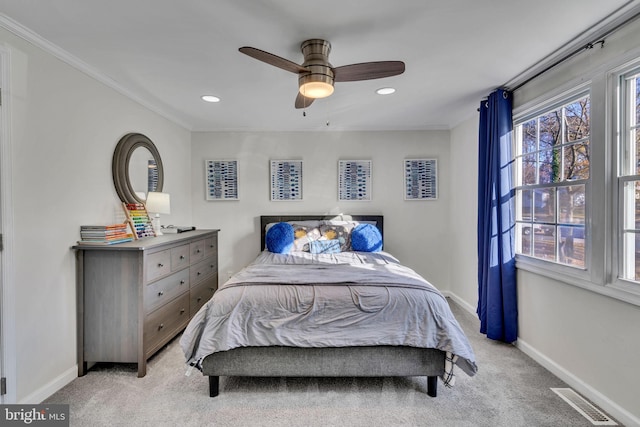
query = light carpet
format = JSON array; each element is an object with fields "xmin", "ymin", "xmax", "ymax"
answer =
[{"xmin": 44, "ymin": 299, "xmax": 613, "ymax": 426}]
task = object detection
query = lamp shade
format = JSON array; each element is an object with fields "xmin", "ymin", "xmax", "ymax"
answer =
[{"xmin": 145, "ymin": 192, "xmax": 171, "ymax": 214}]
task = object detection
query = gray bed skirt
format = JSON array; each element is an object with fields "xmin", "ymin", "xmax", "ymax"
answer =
[{"xmin": 201, "ymin": 346, "xmax": 445, "ymax": 398}]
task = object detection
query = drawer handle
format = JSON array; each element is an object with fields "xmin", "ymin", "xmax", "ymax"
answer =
[
  {"xmin": 157, "ymin": 263, "xmax": 164, "ymax": 268},
  {"xmin": 197, "ymin": 272, "xmax": 201, "ymax": 276},
  {"xmin": 180, "ymin": 255, "xmax": 185, "ymax": 260},
  {"xmin": 180, "ymin": 308, "xmax": 186, "ymax": 315},
  {"xmin": 197, "ymin": 297, "xmax": 202, "ymax": 303},
  {"xmin": 180, "ymin": 280, "xmax": 186, "ymax": 285},
  {"xmin": 197, "ymin": 249, "xmax": 201, "ymax": 253},
  {"xmin": 158, "ymin": 323, "xmax": 164, "ymax": 330},
  {"xmin": 158, "ymin": 291, "xmax": 164, "ymax": 296}
]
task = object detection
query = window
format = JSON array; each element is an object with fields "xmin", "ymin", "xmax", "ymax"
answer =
[
  {"xmin": 618, "ymin": 68, "xmax": 640, "ymax": 283},
  {"xmin": 514, "ymin": 93, "xmax": 590, "ymax": 268}
]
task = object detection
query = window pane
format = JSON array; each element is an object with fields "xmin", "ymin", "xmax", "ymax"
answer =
[
  {"xmin": 517, "ymin": 189, "xmax": 533, "ymax": 221},
  {"xmin": 517, "ymin": 223, "xmax": 532, "ymax": 255},
  {"xmin": 534, "ymin": 188, "xmax": 555, "ymax": 223},
  {"xmin": 539, "ymin": 149, "xmax": 562, "ymax": 184},
  {"xmin": 533, "ymin": 230, "xmax": 556, "ymax": 261},
  {"xmin": 563, "ymin": 143, "xmax": 589, "ymax": 180},
  {"xmin": 564, "ymin": 97, "xmax": 590, "ymax": 142},
  {"xmin": 558, "ymin": 185, "xmax": 585, "ymax": 225},
  {"xmin": 635, "ymin": 128, "xmax": 640, "ymax": 175},
  {"xmin": 635, "ymin": 76, "xmax": 640, "ymax": 125},
  {"xmin": 622, "ymin": 232, "xmax": 640, "ymax": 281},
  {"xmin": 539, "ymin": 110, "xmax": 562, "ymax": 148},
  {"xmin": 522, "ymin": 119, "xmax": 537, "ymax": 153},
  {"xmin": 514, "ymin": 92, "xmax": 589, "ymax": 270},
  {"xmin": 522, "ymin": 153, "xmax": 536, "ymax": 185},
  {"xmin": 558, "ymin": 226, "xmax": 585, "ymax": 267},
  {"xmin": 623, "ymin": 180, "xmax": 640, "ymax": 230}
]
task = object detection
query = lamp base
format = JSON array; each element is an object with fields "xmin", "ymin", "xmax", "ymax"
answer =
[{"xmin": 152, "ymin": 213, "xmax": 163, "ymax": 236}]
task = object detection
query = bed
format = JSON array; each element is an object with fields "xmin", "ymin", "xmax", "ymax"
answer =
[{"xmin": 180, "ymin": 215, "xmax": 477, "ymax": 398}]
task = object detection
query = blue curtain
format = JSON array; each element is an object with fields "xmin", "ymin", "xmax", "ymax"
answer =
[{"xmin": 477, "ymin": 88, "xmax": 517, "ymax": 343}]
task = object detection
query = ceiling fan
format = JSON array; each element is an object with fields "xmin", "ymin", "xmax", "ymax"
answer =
[{"xmin": 239, "ymin": 39, "xmax": 405, "ymax": 109}]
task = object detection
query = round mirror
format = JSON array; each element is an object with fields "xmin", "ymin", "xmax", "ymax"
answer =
[{"xmin": 112, "ymin": 133, "xmax": 164, "ymax": 204}]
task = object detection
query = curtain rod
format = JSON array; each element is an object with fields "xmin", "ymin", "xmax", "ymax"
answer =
[{"xmin": 508, "ymin": 5, "xmax": 640, "ymax": 93}]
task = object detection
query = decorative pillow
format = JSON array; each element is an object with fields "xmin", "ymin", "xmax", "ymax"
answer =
[
  {"xmin": 291, "ymin": 224, "xmax": 321, "ymax": 252},
  {"xmin": 265, "ymin": 222, "xmax": 295, "ymax": 253},
  {"xmin": 351, "ymin": 223, "xmax": 383, "ymax": 252},
  {"xmin": 309, "ymin": 239, "xmax": 341, "ymax": 254},
  {"xmin": 319, "ymin": 223, "xmax": 354, "ymax": 252}
]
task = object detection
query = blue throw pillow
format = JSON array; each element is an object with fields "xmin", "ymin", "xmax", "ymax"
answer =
[
  {"xmin": 351, "ymin": 223, "xmax": 382, "ymax": 252},
  {"xmin": 266, "ymin": 222, "xmax": 295, "ymax": 254}
]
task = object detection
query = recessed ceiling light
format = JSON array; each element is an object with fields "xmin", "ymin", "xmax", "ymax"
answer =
[
  {"xmin": 376, "ymin": 87, "xmax": 396, "ymax": 95},
  {"xmin": 201, "ymin": 95, "xmax": 220, "ymax": 103}
]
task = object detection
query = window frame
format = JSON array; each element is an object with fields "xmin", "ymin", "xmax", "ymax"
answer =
[
  {"xmin": 608, "ymin": 58, "xmax": 640, "ymax": 303},
  {"xmin": 512, "ymin": 61, "xmax": 640, "ymax": 307},
  {"xmin": 513, "ymin": 82, "xmax": 595, "ymax": 286}
]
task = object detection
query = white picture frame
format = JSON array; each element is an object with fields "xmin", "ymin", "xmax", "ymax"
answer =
[
  {"xmin": 205, "ymin": 159, "xmax": 239, "ymax": 200},
  {"xmin": 270, "ymin": 160, "xmax": 303, "ymax": 201},
  {"xmin": 404, "ymin": 158, "xmax": 437, "ymax": 200},
  {"xmin": 338, "ymin": 160, "xmax": 372, "ymax": 201}
]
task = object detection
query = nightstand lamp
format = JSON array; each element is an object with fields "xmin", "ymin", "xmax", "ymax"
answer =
[{"xmin": 145, "ymin": 192, "xmax": 171, "ymax": 236}]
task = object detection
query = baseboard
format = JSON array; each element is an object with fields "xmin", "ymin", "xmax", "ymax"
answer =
[
  {"xmin": 441, "ymin": 291, "xmax": 476, "ymax": 315},
  {"xmin": 19, "ymin": 365, "xmax": 77, "ymax": 404},
  {"xmin": 444, "ymin": 291, "xmax": 639, "ymax": 426},
  {"xmin": 516, "ymin": 338, "xmax": 639, "ymax": 427}
]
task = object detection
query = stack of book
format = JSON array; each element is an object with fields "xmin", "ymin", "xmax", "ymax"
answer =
[{"xmin": 78, "ymin": 224, "xmax": 134, "ymax": 245}]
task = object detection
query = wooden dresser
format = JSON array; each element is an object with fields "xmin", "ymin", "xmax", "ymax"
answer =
[{"xmin": 74, "ymin": 229, "xmax": 219, "ymax": 377}]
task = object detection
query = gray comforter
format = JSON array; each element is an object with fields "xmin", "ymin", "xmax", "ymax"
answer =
[{"xmin": 180, "ymin": 250, "xmax": 478, "ymax": 378}]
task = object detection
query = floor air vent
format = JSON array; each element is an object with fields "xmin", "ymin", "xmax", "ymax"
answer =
[{"xmin": 551, "ymin": 388, "xmax": 617, "ymax": 425}]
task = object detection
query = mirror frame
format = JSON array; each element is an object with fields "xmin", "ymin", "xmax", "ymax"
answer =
[{"xmin": 112, "ymin": 133, "xmax": 164, "ymax": 204}]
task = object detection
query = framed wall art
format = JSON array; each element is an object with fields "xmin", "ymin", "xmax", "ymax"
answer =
[
  {"xmin": 404, "ymin": 158, "xmax": 437, "ymax": 200},
  {"xmin": 338, "ymin": 160, "xmax": 371, "ymax": 201},
  {"xmin": 205, "ymin": 159, "xmax": 239, "ymax": 200},
  {"xmin": 270, "ymin": 160, "xmax": 303, "ymax": 201}
]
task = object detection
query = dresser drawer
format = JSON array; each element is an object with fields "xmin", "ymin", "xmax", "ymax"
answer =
[
  {"xmin": 143, "ymin": 268, "xmax": 190, "ymax": 314},
  {"xmin": 170, "ymin": 244, "xmax": 190, "ymax": 271},
  {"xmin": 204, "ymin": 236, "xmax": 218, "ymax": 259},
  {"xmin": 190, "ymin": 256, "xmax": 217, "ymax": 286},
  {"xmin": 144, "ymin": 292, "xmax": 190, "ymax": 356},
  {"xmin": 190, "ymin": 239, "xmax": 206, "ymax": 263},
  {"xmin": 146, "ymin": 250, "xmax": 171, "ymax": 282},
  {"xmin": 190, "ymin": 276, "xmax": 218, "ymax": 316}
]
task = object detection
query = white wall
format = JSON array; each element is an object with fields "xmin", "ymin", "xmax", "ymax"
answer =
[
  {"xmin": 0, "ymin": 27, "xmax": 192, "ymax": 403},
  {"xmin": 190, "ymin": 131, "xmax": 452, "ymax": 288},
  {"xmin": 505, "ymin": 16, "xmax": 640, "ymax": 426},
  {"xmin": 448, "ymin": 116, "xmax": 479, "ymax": 313}
]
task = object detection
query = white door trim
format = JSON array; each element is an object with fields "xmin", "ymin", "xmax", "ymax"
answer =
[{"xmin": 0, "ymin": 44, "xmax": 17, "ymax": 404}]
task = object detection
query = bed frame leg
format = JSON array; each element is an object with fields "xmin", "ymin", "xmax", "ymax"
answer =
[
  {"xmin": 209, "ymin": 376, "xmax": 219, "ymax": 397},
  {"xmin": 427, "ymin": 376, "xmax": 437, "ymax": 397}
]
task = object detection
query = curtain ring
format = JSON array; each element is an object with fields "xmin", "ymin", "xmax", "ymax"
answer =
[{"xmin": 502, "ymin": 91, "xmax": 509, "ymax": 99}]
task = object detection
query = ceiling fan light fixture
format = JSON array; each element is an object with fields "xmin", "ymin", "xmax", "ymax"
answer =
[{"xmin": 299, "ymin": 81, "xmax": 334, "ymax": 98}]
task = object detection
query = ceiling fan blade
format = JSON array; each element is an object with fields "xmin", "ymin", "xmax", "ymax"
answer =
[
  {"xmin": 239, "ymin": 47, "xmax": 308, "ymax": 74},
  {"xmin": 295, "ymin": 92, "xmax": 315, "ymax": 109},
  {"xmin": 333, "ymin": 61, "xmax": 405, "ymax": 82}
]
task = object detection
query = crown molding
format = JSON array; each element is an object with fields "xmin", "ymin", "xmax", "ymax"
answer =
[{"xmin": 0, "ymin": 13, "xmax": 191, "ymax": 130}]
